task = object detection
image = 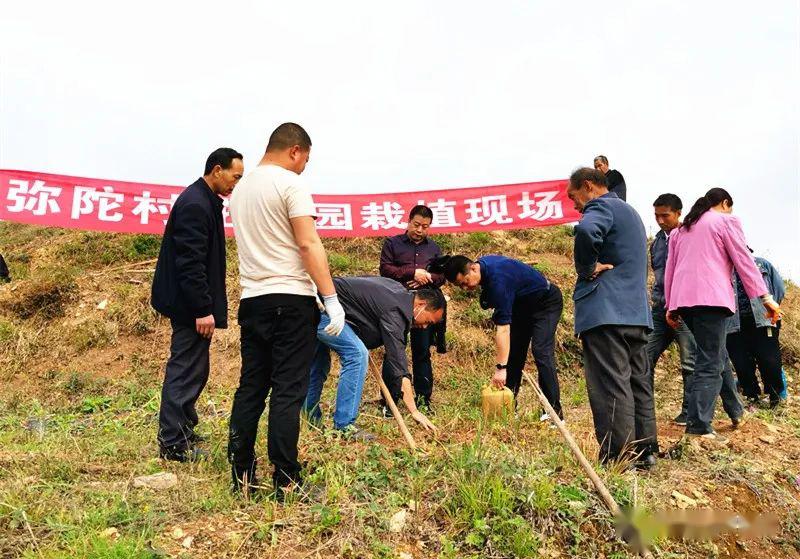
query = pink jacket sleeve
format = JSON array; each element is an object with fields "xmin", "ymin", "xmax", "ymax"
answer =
[
  {"xmin": 722, "ymin": 216, "xmax": 768, "ymax": 299},
  {"xmin": 663, "ymin": 231, "xmax": 677, "ymax": 310}
]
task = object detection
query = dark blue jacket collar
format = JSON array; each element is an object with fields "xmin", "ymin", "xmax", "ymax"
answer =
[{"xmin": 192, "ymin": 177, "xmax": 223, "ymax": 210}]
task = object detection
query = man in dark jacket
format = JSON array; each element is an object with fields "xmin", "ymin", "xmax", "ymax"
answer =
[
  {"xmin": 567, "ymin": 167, "xmax": 657, "ymax": 468},
  {"xmin": 593, "ymin": 155, "xmax": 627, "ymax": 201},
  {"xmin": 151, "ymin": 147, "xmax": 243, "ymax": 462},
  {"xmin": 379, "ymin": 204, "xmax": 446, "ymax": 410},
  {"xmin": 646, "ymin": 194, "xmax": 697, "ymax": 425}
]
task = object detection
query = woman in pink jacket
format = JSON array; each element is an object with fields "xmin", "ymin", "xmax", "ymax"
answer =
[{"xmin": 664, "ymin": 188, "xmax": 781, "ymax": 443}]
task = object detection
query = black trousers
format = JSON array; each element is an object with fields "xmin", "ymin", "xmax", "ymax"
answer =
[
  {"xmin": 158, "ymin": 321, "xmax": 211, "ymax": 450},
  {"xmin": 0, "ymin": 253, "xmax": 9, "ymax": 279},
  {"xmin": 410, "ymin": 327, "xmax": 433, "ymax": 405},
  {"xmin": 581, "ymin": 324, "xmax": 658, "ymax": 463},
  {"xmin": 506, "ymin": 284, "xmax": 564, "ymax": 416},
  {"xmin": 228, "ymin": 294, "xmax": 319, "ymax": 489},
  {"xmin": 727, "ymin": 315, "xmax": 783, "ymax": 401}
]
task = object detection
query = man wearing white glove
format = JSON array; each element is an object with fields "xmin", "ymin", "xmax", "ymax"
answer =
[
  {"xmin": 303, "ymin": 276, "xmax": 444, "ymax": 440},
  {"xmin": 321, "ymin": 293, "xmax": 346, "ymax": 336},
  {"xmin": 228, "ymin": 123, "xmax": 341, "ymax": 500}
]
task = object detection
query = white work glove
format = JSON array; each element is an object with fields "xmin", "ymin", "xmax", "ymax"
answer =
[{"xmin": 322, "ymin": 293, "xmax": 346, "ymax": 336}]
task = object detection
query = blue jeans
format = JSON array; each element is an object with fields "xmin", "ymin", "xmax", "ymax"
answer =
[
  {"xmin": 646, "ymin": 307, "xmax": 696, "ymax": 417},
  {"xmin": 679, "ymin": 307, "xmax": 743, "ymax": 434},
  {"xmin": 302, "ymin": 313, "xmax": 369, "ymax": 430}
]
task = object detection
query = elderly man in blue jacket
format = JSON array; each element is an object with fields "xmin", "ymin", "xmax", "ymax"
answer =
[
  {"xmin": 566, "ymin": 167, "xmax": 658, "ymax": 469},
  {"xmin": 151, "ymin": 148, "xmax": 244, "ymax": 462}
]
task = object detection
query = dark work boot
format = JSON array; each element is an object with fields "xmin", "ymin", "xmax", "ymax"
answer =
[{"xmin": 159, "ymin": 445, "xmax": 208, "ymax": 463}]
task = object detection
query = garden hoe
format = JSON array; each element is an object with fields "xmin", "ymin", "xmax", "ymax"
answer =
[
  {"xmin": 368, "ymin": 355, "xmax": 417, "ymax": 451},
  {"xmin": 522, "ymin": 370, "xmax": 653, "ymax": 558}
]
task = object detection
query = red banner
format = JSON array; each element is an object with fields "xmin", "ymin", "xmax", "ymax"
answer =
[{"xmin": 0, "ymin": 169, "xmax": 579, "ymax": 237}]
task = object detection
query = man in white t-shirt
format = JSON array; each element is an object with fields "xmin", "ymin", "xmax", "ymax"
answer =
[{"xmin": 227, "ymin": 122, "xmax": 346, "ymax": 500}]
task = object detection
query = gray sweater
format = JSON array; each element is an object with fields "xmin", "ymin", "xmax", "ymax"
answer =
[{"xmin": 333, "ymin": 276, "xmax": 415, "ymax": 396}]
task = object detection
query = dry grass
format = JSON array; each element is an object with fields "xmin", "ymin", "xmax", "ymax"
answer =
[
  {"xmin": 780, "ymin": 282, "xmax": 800, "ymax": 367},
  {"xmin": 0, "ymin": 222, "xmax": 798, "ymax": 559}
]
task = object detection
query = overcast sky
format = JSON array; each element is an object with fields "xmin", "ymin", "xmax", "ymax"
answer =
[{"xmin": 2, "ymin": 1, "xmax": 798, "ymax": 279}]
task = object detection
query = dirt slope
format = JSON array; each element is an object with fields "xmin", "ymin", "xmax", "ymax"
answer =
[{"xmin": 0, "ymin": 222, "xmax": 798, "ymax": 559}]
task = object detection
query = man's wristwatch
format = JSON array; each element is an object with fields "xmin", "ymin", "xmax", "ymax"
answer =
[{"xmin": 495, "ymin": 363, "xmax": 507, "ymax": 370}]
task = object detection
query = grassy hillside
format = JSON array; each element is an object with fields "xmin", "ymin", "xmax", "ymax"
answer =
[{"xmin": 0, "ymin": 221, "xmax": 798, "ymax": 559}]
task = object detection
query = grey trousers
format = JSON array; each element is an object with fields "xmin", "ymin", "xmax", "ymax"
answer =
[
  {"xmin": 158, "ymin": 321, "xmax": 211, "ymax": 449},
  {"xmin": 581, "ymin": 325, "xmax": 659, "ymax": 463},
  {"xmin": 646, "ymin": 307, "xmax": 696, "ymax": 418}
]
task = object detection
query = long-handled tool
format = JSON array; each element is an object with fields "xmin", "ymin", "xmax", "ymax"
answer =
[
  {"xmin": 522, "ymin": 370, "xmax": 652, "ymax": 558},
  {"xmin": 369, "ymin": 355, "xmax": 417, "ymax": 451}
]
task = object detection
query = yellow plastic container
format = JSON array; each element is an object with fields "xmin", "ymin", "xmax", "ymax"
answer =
[{"xmin": 481, "ymin": 384, "xmax": 514, "ymax": 420}]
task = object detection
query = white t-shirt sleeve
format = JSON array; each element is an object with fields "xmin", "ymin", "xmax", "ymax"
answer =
[{"xmin": 284, "ymin": 176, "xmax": 316, "ymax": 219}]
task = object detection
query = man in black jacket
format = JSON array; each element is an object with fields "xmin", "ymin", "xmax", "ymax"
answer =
[
  {"xmin": 151, "ymin": 147, "xmax": 243, "ymax": 462},
  {"xmin": 593, "ymin": 155, "xmax": 627, "ymax": 201}
]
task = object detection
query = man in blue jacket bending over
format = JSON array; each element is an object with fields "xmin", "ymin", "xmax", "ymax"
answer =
[{"xmin": 430, "ymin": 254, "xmax": 564, "ymax": 420}]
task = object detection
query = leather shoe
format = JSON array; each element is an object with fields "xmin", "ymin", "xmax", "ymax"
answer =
[
  {"xmin": 159, "ymin": 445, "xmax": 208, "ymax": 463},
  {"xmin": 634, "ymin": 453, "xmax": 657, "ymax": 471}
]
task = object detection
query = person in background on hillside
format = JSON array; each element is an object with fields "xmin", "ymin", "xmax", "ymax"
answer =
[
  {"xmin": 726, "ymin": 251, "xmax": 787, "ymax": 408},
  {"xmin": 593, "ymin": 155, "xmax": 627, "ymax": 201},
  {"xmin": 227, "ymin": 123, "xmax": 346, "ymax": 501},
  {"xmin": 302, "ymin": 276, "xmax": 442, "ymax": 439},
  {"xmin": 664, "ymin": 188, "xmax": 781, "ymax": 445},
  {"xmin": 151, "ymin": 147, "xmax": 244, "ymax": 462},
  {"xmin": 379, "ymin": 205, "xmax": 447, "ymax": 411},
  {"xmin": 645, "ymin": 194, "xmax": 696, "ymax": 426},
  {"xmin": 566, "ymin": 167, "xmax": 658, "ymax": 469},
  {"xmin": 0, "ymin": 253, "xmax": 10, "ymax": 282},
  {"xmin": 429, "ymin": 254, "xmax": 564, "ymax": 421}
]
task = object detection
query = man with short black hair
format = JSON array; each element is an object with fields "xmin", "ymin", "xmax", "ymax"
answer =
[
  {"xmin": 566, "ymin": 167, "xmax": 657, "ymax": 468},
  {"xmin": 228, "ymin": 123, "xmax": 346, "ymax": 499},
  {"xmin": 379, "ymin": 205, "xmax": 445, "ymax": 409},
  {"xmin": 430, "ymin": 254, "xmax": 564, "ymax": 420},
  {"xmin": 303, "ymin": 276, "xmax": 442, "ymax": 438},
  {"xmin": 646, "ymin": 194, "xmax": 696, "ymax": 425},
  {"xmin": 152, "ymin": 147, "xmax": 244, "ymax": 462},
  {"xmin": 593, "ymin": 155, "xmax": 627, "ymax": 201}
]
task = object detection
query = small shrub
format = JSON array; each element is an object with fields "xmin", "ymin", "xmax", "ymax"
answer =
[
  {"xmin": 39, "ymin": 456, "xmax": 78, "ymax": 484},
  {"xmin": 81, "ymin": 395, "xmax": 112, "ymax": 414},
  {"xmin": 71, "ymin": 319, "xmax": 118, "ymax": 351},
  {"xmin": 328, "ymin": 252, "xmax": 373, "ymax": 275},
  {"xmin": 465, "ymin": 232, "xmax": 492, "ymax": 252},
  {"xmin": 309, "ymin": 504, "xmax": 342, "ymax": 538},
  {"xmin": 62, "ymin": 371, "xmax": 88, "ymax": 395},
  {"xmin": 56, "ymin": 232, "xmax": 126, "ymax": 267},
  {"xmin": 123, "ymin": 234, "xmax": 161, "ymax": 259},
  {"xmin": 463, "ymin": 299, "xmax": 493, "ymax": 329},
  {"xmin": 106, "ymin": 285, "xmax": 156, "ymax": 335},
  {"xmin": 2, "ymin": 268, "xmax": 77, "ymax": 319},
  {"xmin": 0, "ymin": 317, "xmax": 15, "ymax": 343},
  {"xmin": 532, "ymin": 260, "xmax": 553, "ymax": 276},
  {"xmin": 430, "ymin": 234, "xmax": 455, "ymax": 254},
  {"xmin": 55, "ymin": 232, "xmax": 160, "ymax": 269},
  {"xmin": 328, "ymin": 253, "xmax": 357, "ymax": 274}
]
